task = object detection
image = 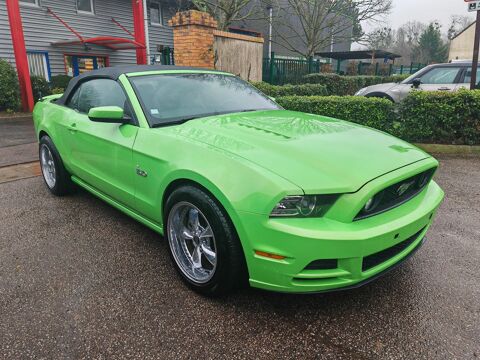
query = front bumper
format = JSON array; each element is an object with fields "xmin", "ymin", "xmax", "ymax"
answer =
[{"xmin": 237, "ymin": 178, "xmax": 444, "ymax": 293}]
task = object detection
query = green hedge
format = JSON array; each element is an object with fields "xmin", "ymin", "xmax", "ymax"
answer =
[
  {"xmin": 30, "ymin": 75, "xmax": 51, "ymax": 101},
  {"xmin": 277, "ymin": 90, "xmax": 480, "ymax": 145},
  {"xmin": 253, "ymin": 82, "xmax": 328, "ymax": 97},
  {"xmin": 302, "ymin": 73, "xmax": 408, "ymax": 96},
  {"xmin": 50, "ymin": 74, "xmax": 72, "ymax": 91},
  {"xmin": 277, "ymin": 95, "xmax": 394, "ymax": 132},
  {"xmin": 0, "ymin": 59, "xmax": 20, "ymax": 112},
  {"xmin": 397, "ymin": 90, "xmax": 480, "ymax": 145}
]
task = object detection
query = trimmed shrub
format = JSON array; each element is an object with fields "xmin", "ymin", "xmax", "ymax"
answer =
[
  {"xmin": 398, "ymin": 90, "xmax": 480, "ymax": 145},
  {"xmin": 277, "ymin": 95, "xmax": 395, "ymax": 132},
  {"xmin": 0, "ymin": 59, "xmax": 20, "ymax": 112},
  {"xmin": 276, "ymin": 90, "xmax": 480, "ymax": 145},
  {"xmin": 50, "ymin": 74, "xmax": 72, "ymax": 90},
  {"xmin": 382, "ymin": 74, "xmax": 410, "ymax": 83},
  {"xmin": 301, "ymin": 73, "xmax": 411, "ymax": 96},
  {"xmin": 302, "ymin": 74, "xmax": 385, "ymax": 96},
  {"xmin": 253, "ymin": 82, "xmax": 328, "ymax": 97},
  {"xmin": 30, "ymin": 75, "xmax": 52, "ymax": 101},
  {"xmin": 51, "ymin": 87, "xmax": 64, "ymax": 95}
]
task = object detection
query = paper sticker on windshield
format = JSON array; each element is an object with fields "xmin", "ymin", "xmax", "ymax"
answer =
[{"xmin": 150, "ymin": 109, "xmax": 159, "ymax": 115}]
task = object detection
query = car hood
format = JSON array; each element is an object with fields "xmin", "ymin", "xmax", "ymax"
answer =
[
  {"xmin": 164, "ymin": 110, "xmax": 429, "ymax": 193},
  {"xmin": 362, "ymin": 82, "xmax": 399, "ymax": 93}
]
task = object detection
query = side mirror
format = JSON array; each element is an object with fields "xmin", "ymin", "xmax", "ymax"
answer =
[
  {"xmin": 412, "ymin": 78, "xmax": 422, "ymax": 89},
  {"xmin": 88, "ymin": 106, "xmax": 126, "ymax": 123},
  {"xmin": 268, "ymin": 96, "xmax": 276, "ymax": 102}
]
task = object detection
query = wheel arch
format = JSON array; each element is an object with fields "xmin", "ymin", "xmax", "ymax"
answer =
[
  {"xmin": 161, "ymin": 175, "xmax": 251, "ymax": 278},
  {"xmin": 365, "ymin": 92, "xmax": 395, "ymax": 102},
  {"xmin": 39, "ymin": 129, "xmax": 49, "ymax": 140}
]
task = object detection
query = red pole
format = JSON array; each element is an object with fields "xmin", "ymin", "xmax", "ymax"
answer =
[
  {"xmin": 132, "ymin": 0, "xmax": 147, "ymax": 65},
  {"xmin": 6, "ymin": 0, "xmax": 34, "ymax": 112}
]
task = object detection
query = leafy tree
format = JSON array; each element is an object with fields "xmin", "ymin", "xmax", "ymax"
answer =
[{"xmin": 412, "ymin": 22, "xmax": 448, "ymax": 63}]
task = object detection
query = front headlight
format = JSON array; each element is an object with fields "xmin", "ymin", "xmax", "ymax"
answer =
[
  {"xmin": 355, "ymin": 88, "xmax": 368, "ymax": 96},
  {"xmin": 270, "ymin": 195, "xmax": 338, "ymax": 218}
]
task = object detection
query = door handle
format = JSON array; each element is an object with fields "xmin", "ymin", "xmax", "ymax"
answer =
[
  {"xmin": 438, "ymin": 87, "xmax": 451, "ymax": 91},
  {"xmin": 68, "ymin": 123, "xmax": 77, "ymax": 133}
]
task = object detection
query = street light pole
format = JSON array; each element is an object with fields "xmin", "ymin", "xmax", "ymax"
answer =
[{"xmin": 267, "ymin": 6, "xmax": 273, "ymax": 59}]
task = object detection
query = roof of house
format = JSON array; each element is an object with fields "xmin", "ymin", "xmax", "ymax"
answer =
[
  {"xmin": 56, "ymin": 65, "xmax": 221, "ymax": 105},
  {"xmin": 314, "ymin": 50, "xmax": 401, "ymax": 60}
]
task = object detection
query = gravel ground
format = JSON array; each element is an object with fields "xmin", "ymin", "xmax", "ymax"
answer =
[{"xmin": 0, "ymin": 155, "xmax": 479, "ymax": 359}]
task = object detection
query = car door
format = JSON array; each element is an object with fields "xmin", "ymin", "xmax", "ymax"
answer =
[
  {"xmin": 455, "ymin": 66, "xmax": 480, "ymax": 90},
  {"xmin": 416, "ymin": 66, "xmax": 462, "ymax": 92},
  {"xmin": 67, "ymin": 78, "xmax": 138, "ymax": 208}
]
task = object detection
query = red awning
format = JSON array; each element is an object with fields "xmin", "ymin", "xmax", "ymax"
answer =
[{"xmin": 52, "ymin": 36, "xmax": 145, "ymax": 50}]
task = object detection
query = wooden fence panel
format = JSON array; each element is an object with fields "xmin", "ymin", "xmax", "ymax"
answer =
[{"xmin": 213, "ymin": 30, "xmax": 264, "ymax": 82}]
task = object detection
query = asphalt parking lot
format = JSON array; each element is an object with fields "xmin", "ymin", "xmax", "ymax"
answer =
[{"xmin": 1, "ymin": 154, "xmax": 479, "ymax": 359}]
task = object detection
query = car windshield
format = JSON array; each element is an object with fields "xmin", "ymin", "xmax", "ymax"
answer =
[{"xmin": 129, "ymin": 73, "xmax": 281, "ymax": 127}]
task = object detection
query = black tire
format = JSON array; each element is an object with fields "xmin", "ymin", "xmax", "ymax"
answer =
[
  {"xmin": 39, "ymin": 135, "xmax": 74, "ymax": 196},
  {"xmin": 164, "ymin": 185, "xmax": 247, "ymax": 297}
]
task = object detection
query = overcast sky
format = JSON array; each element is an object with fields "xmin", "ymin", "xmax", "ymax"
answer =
[{"xmin": 365, "ymin": 0, "xmax": 474, "ymax": 31}]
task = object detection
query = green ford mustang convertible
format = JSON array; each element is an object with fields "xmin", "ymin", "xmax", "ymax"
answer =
[{"xmin": 33, "ymin": 65, "xmax": 444, "ymax": 296}]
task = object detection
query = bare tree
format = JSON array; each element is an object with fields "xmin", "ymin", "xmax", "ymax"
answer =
[
  {"xmin": 191, "ymin": 0, "xmax": 263, "ymax": 30},
  {"xmin": 388, "ymin": 21, "xmax": 426, "ymax": 64},
  {"xmin": 359, "ymin": 26, "xmax": 393, "ymax": 62},
  {"xmin": 270, "ymin": 0, "xmax": 392, "ymax": 58},
  {"xmin": 448, "ymin": 15, "xmax": 474, "ymax": 40}
]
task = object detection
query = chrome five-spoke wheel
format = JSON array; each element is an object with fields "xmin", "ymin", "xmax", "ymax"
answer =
[
  {"xmin": 40, "ymin": 143, "xmax": 56, "ymax": 189},
  {"xmin": 167, "ymin": 202, "xmax": 217, "ymax": 284}
]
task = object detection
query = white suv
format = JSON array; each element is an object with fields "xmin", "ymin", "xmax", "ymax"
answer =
[{"xmin": 355, "ymin": 62, "xmax": 478, "ymax": 102}]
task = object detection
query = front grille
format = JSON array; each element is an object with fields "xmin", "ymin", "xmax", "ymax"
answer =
[
  {"xmin": 362, "ymin": 227, "xmax": 425, "ymax": 272},
  {"xmin": 355, "ymin": 167, "xmax": 436, "ymax": 221}
]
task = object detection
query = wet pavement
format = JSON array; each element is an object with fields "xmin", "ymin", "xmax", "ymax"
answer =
[
  {"xmin": 0, "ymin": 154, "xmax": 479, "ymax": 359},
  {"xmin": 0, "ymin": 116, "xmax": 37, "ymax": 167}
]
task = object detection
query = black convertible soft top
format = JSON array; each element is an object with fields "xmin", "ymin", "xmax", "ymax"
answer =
[{"xmin": 56, "ymin": 65, "xmax": 220, "ymax": 105}]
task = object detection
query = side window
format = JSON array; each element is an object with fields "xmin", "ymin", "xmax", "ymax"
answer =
[
  {"xmin": 419, "ymin": 67, "xmax": 461, "ymax": 84},
  {"xmin": 67, "ymin": 85, "xmax": 82, "ymax": 110},
  {"xmin": 463, "ymin": 67, "xmax": 480, "ymax": 85},
  {"xmin": 75, "ymin": 79, "xmax": 129, "ymax": 115}
]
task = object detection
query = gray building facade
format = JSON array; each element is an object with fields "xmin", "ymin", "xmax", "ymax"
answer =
[{"xmin": 0, "ymin": 0, "xmax": 175, "ymax": 80}]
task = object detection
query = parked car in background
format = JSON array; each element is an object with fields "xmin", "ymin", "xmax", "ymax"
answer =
[{"xmin": 355, "ymin": 61, "xmax": 479, "ymax": 102}]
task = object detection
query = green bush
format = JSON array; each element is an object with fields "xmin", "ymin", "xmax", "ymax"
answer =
[
  {"xmin": 50, "ymin": 74, "xmax": 72, "ymax": 90},
  {"xmin": 277, "ymin": 95, "xmax": 395, "ymax": 132},
  {"xmin": 398, "ymin": 90, "xmax": 480, "ymax": 145},
  {"xmin": 253, "ymin": 82, "xmax": 328, "ymax": 97},
  {"xmin": 382, "ymin": 74, "xmax": 410, "ymax": 83},
  {"xmin": 276, "ymin": 90, "xmax": 480, "ymax": 145},
  {"xmin": 0, "ymin": 59, "xmax": 20, "ymax": 112},
  {"xmin": 301, "ymin": 73, "xmax": 410, "ymax": 95},
  {"xmin": 30, "ymin": 75, "xmax": 52, "ymax": 101},
  {"xmin": 51, "ymin": 87, "xmax": 64, "ymax": 95}
]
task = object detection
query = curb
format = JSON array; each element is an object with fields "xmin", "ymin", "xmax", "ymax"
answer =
[{"xmin": 415, "ymin": 143, "xmax": 480, "ymax": 155}]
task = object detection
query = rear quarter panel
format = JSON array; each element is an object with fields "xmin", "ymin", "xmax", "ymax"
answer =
[{"xmin": 33, "ymin": 95, "xmax": 74, "ymax": 170}]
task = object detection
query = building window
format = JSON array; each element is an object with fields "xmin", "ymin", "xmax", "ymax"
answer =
[
  {"xmin": 64, "ymin": 55, "xmax": 108, "ymax": 77},
  {"xmin": 20, "ymin": 0, "xmax": 39, "ymax": 6},
  {"xmin": 149, "ymin": 1, "xmax": 163, "ymax": 25},
  {"xmin": 27, "ymin": 51, "xmax": 51, "ymax": 81},
  {"xmin": 77, "ymin": 0, "xmax": 94, "ymax": 14}
]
